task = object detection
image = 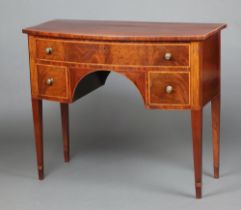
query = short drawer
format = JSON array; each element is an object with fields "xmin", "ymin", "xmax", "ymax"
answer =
[
  {"xmin": 36, "ymin": 39, "xmax": 190, "ymax": 67},
  {"xmin": 37, "ymin": 65, "xmax": 68, "ymax": 99},
  {"xmin": 148, "ymin": 72, "xmax": 190, "ymax": 105}
]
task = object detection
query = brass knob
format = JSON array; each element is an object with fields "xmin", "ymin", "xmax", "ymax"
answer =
[
  {"xmin": 46, "ymin": 78, "xmax": 54, "ymax": 86},
  {"xmin": 45, "ymin": 47, "xmax": 53, "ymax": 55},
  {"xmin": 164, "ymin": 52, "xmax": 172, "ymax": 61},
  {"xmin": 165, "ymin": 85, "xmax": 173, "ymax": 94}
]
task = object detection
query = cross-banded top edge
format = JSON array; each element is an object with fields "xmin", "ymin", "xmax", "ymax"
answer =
[{"xmin": 22, "ymin": 19, "xmax": 227, "ymax": 42}]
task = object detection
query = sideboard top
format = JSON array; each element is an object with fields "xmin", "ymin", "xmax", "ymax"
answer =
[{"xmin": 22, "ymin": 19, "xmax": 226, "ymax": 42}]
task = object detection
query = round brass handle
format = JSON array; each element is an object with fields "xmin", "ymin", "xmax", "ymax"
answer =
[
  {"xmin": 164, "ymin": 52, "xmax": 172, "ymax": 61},
  {"xmin": 165, "ymin": 85, "xmax": 173, "ymax": 94},
  {"xmin": 45, "ymin": 47, "xmax": 53, "ymax": 55},
  {"xmin": 46, "ymin": 78, "xmax": 54, "ymax": 86}
]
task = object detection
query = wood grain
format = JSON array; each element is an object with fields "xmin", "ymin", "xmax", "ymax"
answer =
[
  {"xmin": 201, "ymin": 33, "xmax": 221, "ymax": 105},
  {"xmin": 148, "ymin": 72, "xmax": 190, "ymax": 105},
  {"xmin": 36, "ymin": 39, "xmax": 190, "ymax": 67},
  {"xmin": 23, "ymin": 20, "xmax": 226, "ymax": 198},
  {"xmin": 32, "ymin": 99, "xmax": 44, "ymax": 180},
  {"xmin": 37, "ymin": 64, "xmax": 68, "ymax": 100},
  {"xmin": 190, "ymin": 41, "xmax": 203, "ymax": 110},
  {"xmin": 22, "ymin": 19, "xmax": 226, "ymax": 42},
  {"xmin": 211, "ymin": 93, "xmax": 220, "ymax": 178},
  {"xmin": 60, "ymin": 103, "xmax": 70, "ymax": 162},
  {"xmin": 28, "ymin": 36, "xmax": 38, "ymax": 98},
  {"xmin": 69, "ymin": 68, "xmax": 147, "ymax": 104},
  {"xmin": 191, "ymin": 109, "xmax": 203, "ymax": 198}
]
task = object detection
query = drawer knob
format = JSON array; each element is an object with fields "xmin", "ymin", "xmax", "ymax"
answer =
[
  {"xmin": 46, "ymin": 78, "xmax": 54, "ymax": 86},
  {"xmin": 164, "ymin": 52, "xmax": 172, "ymax": 61},
  {"xmin": 45, "ymin": 47, "xmax": 53, "ymax": 55},
  {"xmin": 165, "ymin": 85, "xmax": 173, "ymax": 94}
]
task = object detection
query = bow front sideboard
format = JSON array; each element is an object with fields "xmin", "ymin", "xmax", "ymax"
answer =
[{"xmin": 22, "ymin": 20, "xmax": 226, "ymax": 198}]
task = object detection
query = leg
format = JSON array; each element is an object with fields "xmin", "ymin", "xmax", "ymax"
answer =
[
  {"xmin": 211, "ymin": 94, "xmax": 220, "ymax": 178},
  {"xmin": 32, "ymin": 99, "xmax": 44, "ymax": 180},
  {"xmin": 191, "ymin": 109, "xmax": 203, "ymax": 199},
  {"xmin": 60, "ymin": 103, "xmax": 70, "ymax": 162}
]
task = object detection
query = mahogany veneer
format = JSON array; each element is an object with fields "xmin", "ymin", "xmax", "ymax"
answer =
[{"xmin": 23, "ymin": 19, "xmax": 226, "ymax": 198}]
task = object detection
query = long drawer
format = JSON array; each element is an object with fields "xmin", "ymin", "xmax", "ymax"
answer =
[{"xmin": 36, "ymin": 39, "xmax": 190, "ymax": 67}]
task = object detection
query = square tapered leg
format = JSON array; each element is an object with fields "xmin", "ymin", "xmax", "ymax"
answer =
[
  {"xmin": 211, "ymin": 94, "xmax": 220, "ymax": 178},
  {"xmin": 32, "ymin": 99, "xmax": 44, "ymax": 180},
  {"xmin": 191, "ymin": 109, "xmax": 203, "ymax": 198},
  {"xmin": 60, "ymin": 103, "xmax": 70, "ymax": 162}
]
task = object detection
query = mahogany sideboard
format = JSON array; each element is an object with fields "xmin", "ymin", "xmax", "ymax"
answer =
[{"xmin": 23, "ymin": 20, "xmax": 226, "ymax": 198}]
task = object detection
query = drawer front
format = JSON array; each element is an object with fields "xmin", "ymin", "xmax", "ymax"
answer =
[
  {"xmin": 36, "ymin": 39, "xmax": 190, "ymax": 67},
  {"xmin": 148, "ymin": 72, "xmax": 190, "ymax": 105},
  {"xmin": 36, "ymin": 40, "xmax": 65, "ymax": 61},
  {"xmin": 37, "ymin": 65, "xmax": 68, "ymax": 99}
]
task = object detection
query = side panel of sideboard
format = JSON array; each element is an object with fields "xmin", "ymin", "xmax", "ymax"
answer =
[
  {"xmin": 190, "ymin": 32, "xmax": 220, "ymax": 109},
  {"xmin": 201, "ymin": 33, "xmax": 221, "ymax": 105}
]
